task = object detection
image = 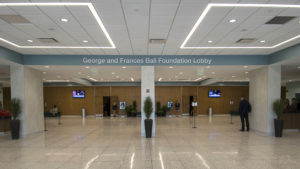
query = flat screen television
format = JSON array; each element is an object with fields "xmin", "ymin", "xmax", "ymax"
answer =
[
  {"xmin": 72, "ymin": 90, "xmax": 85, "ymax": 98},
  {"xmin": 208, "ymin": 90, "xmax": 221, "ymax": 98}
]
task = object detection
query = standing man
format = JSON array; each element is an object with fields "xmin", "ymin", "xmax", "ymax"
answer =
[{"xmin": 239, "ymin": 96, "xmax": 251, "ymax": 132}]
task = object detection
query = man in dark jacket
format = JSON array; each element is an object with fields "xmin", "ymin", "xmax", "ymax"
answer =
[{"xmin": 239, "ymin": 96, "xmax": 251, "ymax": 131}]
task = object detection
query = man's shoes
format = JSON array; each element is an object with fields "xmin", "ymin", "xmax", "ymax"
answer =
[{"xmin": 240, "ymin": 129, "xmax": 244, "ymax": 132}]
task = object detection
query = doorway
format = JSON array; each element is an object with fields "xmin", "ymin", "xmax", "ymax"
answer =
[
  {"xmin": 189, "ymin": 96, "xmax": 194, "ymax": 116},
  {"xmin": 103, "ymin": 96, "xmax": 111, "ymax": 116}
]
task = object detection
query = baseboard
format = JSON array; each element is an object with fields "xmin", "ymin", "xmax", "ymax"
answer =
[
  {"xmin": 60, "ymin": 115, "xmax": 81, "ymax": 118},
  {"xmin": 284, "ymin": 129, "xmax": 300, "ymax": 132}
]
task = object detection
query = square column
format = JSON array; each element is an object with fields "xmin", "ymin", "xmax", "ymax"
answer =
[
  {"xmin": 10, "ymin": 65, "xmax": 44, "ymax": 136},
  {"xmin": 249, "ymin": 64, "xmax": 281, "ymax": 135},
  {"xmin": 141, "ymin": 66, "xmax": 155, "ymax": 137}
]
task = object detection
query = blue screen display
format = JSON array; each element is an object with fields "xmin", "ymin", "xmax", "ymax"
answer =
[
  {"xmin": 72, "ymin": 90, "xmax": 85, "ymax": 98},
  {"xmin": 208, "ymin": 90, "xmax": 221, "ymax": 98}
]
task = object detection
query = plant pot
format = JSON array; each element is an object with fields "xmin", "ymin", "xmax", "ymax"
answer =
[
  {"xmin": 274, "ymin": 119, "xmax": 283, "ymax": 137},
  {"xmin": 10, "ymin": 120, "xmax": 20, "ymax": 140},
  {"xmin": 144, "ymin": 119, "xmax": 153, "ymax": 138}
]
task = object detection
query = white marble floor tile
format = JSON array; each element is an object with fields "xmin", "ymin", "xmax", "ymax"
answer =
[{"xmin": 0, "ymin": 116, "xmax": 299, "ymax": 169}]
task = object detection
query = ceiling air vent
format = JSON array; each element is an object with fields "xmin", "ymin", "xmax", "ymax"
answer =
[
  {"xmin": 149, "ymin": 39, "xmax": 166, "ymax": 44},
  {"xmin": 38, "ymin": 38, "xmax": 58, "ymax": 43},
  {"xmin": 0, "ymin": 15, "xmax": 30, "ymax": 24},
  {"xmin": 266, "ymin": 16, "xmax": 296, "ymax": 24},
  {"xmin": 236, "ymin": 38, "xmax": 256, "ymax": 44}
]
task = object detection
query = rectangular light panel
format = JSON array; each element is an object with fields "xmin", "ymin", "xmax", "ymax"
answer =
[
  {"xmin": 0, "ymin": 2, "xmax": 116, "ymax": 49},
  {"xmin": 181, "ymin": 3, "xmax": 300, "ymax": 49}
]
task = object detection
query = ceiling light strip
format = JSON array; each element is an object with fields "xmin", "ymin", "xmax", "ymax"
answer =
[
  {"xmin": 180, "ymin": 4, "xmax": 212, "ymax": 48},
  {"xmin": 0, "ymin": 3, "xmax": 115, "ymax": 49},
  {"xmin": 181, "ymin": 3, "xmax": 300, "ymax": 49}
]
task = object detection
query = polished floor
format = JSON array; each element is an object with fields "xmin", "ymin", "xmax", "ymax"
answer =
[{"xmin": 0, "ymin": 116, "xmax": 300, "ymax": 169}]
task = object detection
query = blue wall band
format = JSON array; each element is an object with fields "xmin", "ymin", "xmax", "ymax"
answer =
[
  {"xmin": 0, "ymin": 42, "xmax": 299, "ymax": 66},
  {"xmin": 23, "ymin": 54, "xmax": 268, "ymax": 66}
]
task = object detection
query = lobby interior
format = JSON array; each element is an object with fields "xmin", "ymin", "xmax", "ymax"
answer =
[{"xmin": 1, "ymin": 0, "xmax": 300, "ymax": 169}]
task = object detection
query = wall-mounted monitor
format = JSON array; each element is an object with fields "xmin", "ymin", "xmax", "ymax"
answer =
[
  {"xmin": 208, "ymin": 90, "xmax": 221, "ymax": 98},
  {"xmin": 72, "ymin": 90, "xmax": 85, "ymax": 98}
]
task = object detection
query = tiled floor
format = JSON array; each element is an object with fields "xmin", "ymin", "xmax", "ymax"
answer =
[{"xmin": 0, "ymin": 116, "xmax": 300, "ymax": 169}]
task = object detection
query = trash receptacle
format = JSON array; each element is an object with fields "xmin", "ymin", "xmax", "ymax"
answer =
[
  {"xmin": 82, "ymin": 108, "xmax": 86, "ymax": 118},
  {"xmin": 209, "ymin": 107, "xmax": 213, "ymax": 117}
]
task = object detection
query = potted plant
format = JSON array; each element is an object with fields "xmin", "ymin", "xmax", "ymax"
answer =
[
  {"xmin": 144, "ymin": 96, "xmax": 153, "ymax": 138},
  {"xmin": 156, "ymin": 101, "xmax": 161, "ymax": 115},
  {"xmin": 132, "ymin": 101, "xmax": 137, "ymax": 117},
  {"xmin": 273, "ymin": 99, "xmax": 284, "ymax": 137},
  {"xmin": 10, "ymin": 98, "xmax": 21, "ymax": 140},
  {"xmin": 161, "ymin": 105, "xmax": 170, "ymax": 116},
  {"xmin": 125, "ymin": 105, "xmax": 133, "ymax": 117}
]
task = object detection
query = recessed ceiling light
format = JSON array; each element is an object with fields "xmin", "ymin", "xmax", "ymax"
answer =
[
  {"xmin": 179, "ymin": 72, "xmax": 183, "ymax": 75},
  {"xmin": 245, "ymin": 72, "xmax": 249, "ymax": 74},
  {"xmin": 60, "ymin": 18, "xmax": 68, "ymax": 22},
  {"xmin": 158, "ymin": 77, "xmax": 162, "ymax": 81},
  {"xmin": 260, "ymin": 40, "xmax": 266, "ymax": 43},
  {"xmin": 0, "ymin": 3, "xmax": 116, "ymax": 49},
  {"xmin": 42, "ymin": 72, "xmax": 46, "ymax": 74},
  {"xmin": 112, "ymin": 72, "xmax": 115, "ymax": 75},
  {"xmin": 45, "ymin": 66, "xmax": 49, "ymax": 68},
  {"xmin": 85, "ymin": 66, "xmax": 89, "ymax": 69},
  {"xmin": 229, "ymin": 19, "xmax": 237, "ymax": 23},
  {"xmin": 194, "ymin": 77, "xmax": 202, "ymax": 81},
  {"xmin": 131, "ymin": 77, "xmax": 134, "ymax": 82},
  {"xmin": 27, "ymin": 39, "xmax": 33, "ymax": 43},
  {"xmin": 180, "ymin": 4, "xmax": 300, "ymax": 49},
  {"xmin": 45, "ymin": 80, "xmax": 70, "ymax": 82},
  {"xmin": 89, "ymin": 77, "xmax": 97, "ymax": 82},
  {"xmin": 232, "ymin": 75, "xmax": 236, "ymax": 78},
  {"xmin": 78, "ymin": 72, "xmax": 82, "ymax": 74},
  {"xmin": 243, "ymin": 66, "xmax": 248, "ymax": 68},
  {"xmin": 169, "ymin": 66, "xmax": 173, "ymax": 69},
  {"xmin": 297, "ymin": 66, "xmax": 300, "ymax": 69},
  {"xmin": 122, "ymin": 66, "xmax": 127, "ymax": 69},
  {"xmin": 116, "ymin": 76, "xmax": 119, "ymax": 78},
  {"xmin": 211, "ymin": 72, "xmax": 215, "ymax": 74},
  {"xmin": 83, "ymin": 40, "xmax": 88, "ymax": 43},
  {"xmin": 208, "ymin": 40, "xmax": 213, "ymax": 43}
]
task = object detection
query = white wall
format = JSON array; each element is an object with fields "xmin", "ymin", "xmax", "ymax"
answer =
[
  {"xmin": 141, "ymin": 66, "xmax": 155, "ymax": 137},
  {"xmin": 10, "ymin": 65, "xmax": 44, "ymax": 136},
  {"xmin": 249, "ymin": 65, "xmax": 281, "ymax": 135},
  {"xmin": 286, "ymin": 81, "xmax": 300, "ymax": 101}
]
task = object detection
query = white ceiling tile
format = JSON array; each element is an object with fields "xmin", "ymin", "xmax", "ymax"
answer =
[{"xmin": 0, "ymin": 0, "xmax": 299, "ymax": 55}]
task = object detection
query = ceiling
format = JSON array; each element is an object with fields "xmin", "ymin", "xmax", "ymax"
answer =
[
  {"xmin": 29, "ymin": 65, "xmax": 262, "ymax": 83},
  {"xmin": 0, "ymin": 0, "xmax": 300, "ymax": 55}
]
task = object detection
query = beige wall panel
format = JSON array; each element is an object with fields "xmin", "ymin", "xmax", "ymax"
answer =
[
  {"xmin": 43, "ymin": 86, "xmax": 248, "ymax": 116},
  {"xmin": 155, "ymin": 86, "xmax": 181, "ymax": 115}
]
